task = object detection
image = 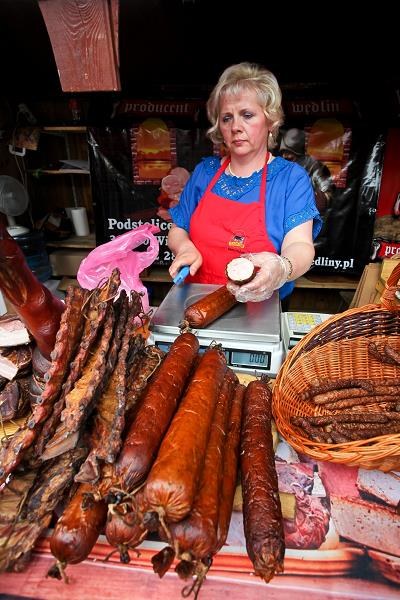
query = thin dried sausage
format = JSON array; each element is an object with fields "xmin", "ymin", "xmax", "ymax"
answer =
[
  {"xmin": 241, "ymin": 377, "xmax": 285, "ymax": 582},
  {"xmin": 215, "ymin": 383, "xmax": 245, "ymax": 551}
]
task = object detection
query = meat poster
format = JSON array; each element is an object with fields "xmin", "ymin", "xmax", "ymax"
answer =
[
  {"xmin": 226, "ymin": 441, "xmax": 400, "ymax": 595},
  {"xmin": 281, "ymin": 95, "xmax": 386, "ymax": 276}
]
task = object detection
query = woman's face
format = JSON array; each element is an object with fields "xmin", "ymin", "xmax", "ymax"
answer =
[{"xmin": 218, "ymin": 90, "xmax": 269, "ymax": 158}]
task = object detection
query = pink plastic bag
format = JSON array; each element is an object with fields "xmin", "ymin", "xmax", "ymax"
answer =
[{"xmin": 77, "ymin": 224, "xmax": 160, "ymax": 313}]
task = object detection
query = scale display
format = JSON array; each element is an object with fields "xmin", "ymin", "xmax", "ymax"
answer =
[
  {"xmin": 155, "ymin": 342, "xmax": 272, "ymax": 371},
  {"xmin": 230, "ymin": 350, "xmax": 270, "ymax": 369},
  {"xmin": 152, "ymin": 334, "xmax": 277, "ymax": 374}
]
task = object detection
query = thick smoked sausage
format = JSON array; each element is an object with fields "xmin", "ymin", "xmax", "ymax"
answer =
[
  {"xmin": 49, "ymin": 483, "xmax": 107, "ymax": 577},
  {"xmin": 105, "ymin": 491, "xmax": 148, "ymax": 563},
  {"xmin": 144, "ymin": 345, "xmax": 227, "ymax": 523},
  {"xmin": 170, "ymin": 369, "xmax": 238, "ymax": 560},
  {"xmin": 115, "ymin": 331, "xmax": 199, "ymax": 491},
  {"xmin": 184, "ymin": 286, "xmax": 237, "ymax": 328}
]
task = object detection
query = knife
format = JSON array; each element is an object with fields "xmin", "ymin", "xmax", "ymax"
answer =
[{"xmin": 173, "ymin": 265, "xmax": 190, "ymax": 285}]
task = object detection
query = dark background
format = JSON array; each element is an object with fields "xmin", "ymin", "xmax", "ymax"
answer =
[
  {"xmin": 0, "ymin": 0, "xmax": 397, "ymax": 101},
  {"xmin": 0, "ymin": 0, "xmax": 397, "ymax": 281}
]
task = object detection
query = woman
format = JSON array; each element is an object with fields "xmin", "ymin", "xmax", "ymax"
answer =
[{"xmin": 168, "ymin": 62, "xmax": 322, "ymax": 301}]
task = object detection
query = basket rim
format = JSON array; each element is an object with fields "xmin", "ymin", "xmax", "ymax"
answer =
[
  {"xmin": 278, "ymin": 302, "xmax": 400, "ymax": 377},
  {"xmin": 282, "ymin": 260, "xmax": 400, "ymax": 367}
]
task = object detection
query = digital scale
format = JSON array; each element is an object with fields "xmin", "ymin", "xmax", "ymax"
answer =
[
  {"xmin": 281, "ymin": 311, "xmax": 332, "ymax": 350},
  {"xmin": 149, "ymin": 283, "xmax": 285, "ymax": 376}
]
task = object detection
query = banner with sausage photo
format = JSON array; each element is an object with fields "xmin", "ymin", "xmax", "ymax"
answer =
[
  {"xmin": 90, "ymin": 99, "xmax": 212, "ymax": 268},
  {"xmin": 90, "ymin": 94, "xmax": 392, "ymax": 277},
  {"xmin": 279, "ymin": 96, "xmax": 386, "ymax": 276}
]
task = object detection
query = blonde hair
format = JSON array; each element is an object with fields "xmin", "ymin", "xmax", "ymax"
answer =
[{"xmin": 206, "ymin": 62, "xmax": 284, "ymax": 145}]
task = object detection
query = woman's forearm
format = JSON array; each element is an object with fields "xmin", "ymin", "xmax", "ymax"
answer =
[
  {"xmin": 280, "ymin": 240, "xmax": 315, "ymax": 281},
  {"xmin": 167, "ymin": 225, "xmax": 195, "ymax": 255}
]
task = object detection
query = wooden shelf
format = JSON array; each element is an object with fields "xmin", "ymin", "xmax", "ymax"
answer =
[
  {"xmin": 31, "ymin": 168, "xmax": 90, "ymax": 175},
  {"xmin": 27, "ymin": 127, "xmax": 93, "ymax": 246},
  {"xmin": 46, "ymin": 233, "xmax": 95, "ymax": 249},
  {"xmin": 53, "ymin": 265, "xmax": 360, "ymax": 288},
  {"xmin": 295, "ymin": 273, "xmax": 359, "ymax": 290},
  {"xmin": 42, "ymin": 126, "xmax": 87, "ymax": 133},
  {"xmin": 53, "ymin": 264, "xmax": 360, "ymax": 294},
  {"xmin": 140, "ymin": 267, "xmax": 172, "ymax": 283}
]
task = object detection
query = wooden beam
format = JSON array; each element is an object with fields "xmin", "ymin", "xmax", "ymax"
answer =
[{"xmin": 38, "ymin": 0, "xmax": 120, "ymax": 92}]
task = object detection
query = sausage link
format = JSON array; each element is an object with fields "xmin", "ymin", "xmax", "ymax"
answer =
[
  {"xmin": 184, "ymin": 286, "xmax": 237, "ymax": 328},
  {"xmin": 170, "ymin": 369, "xmax": 238, "ymax": 560},
  {"xmin": 105, "ymin": 491, "xmax": 148, "ymax": 563},
  {"xmin": 144, "ymin": 345, "xmax": 227, "ymax": 523},
  {"xmin": 0, "ymin": 224, "xmax": 65, "ymax": 360},
  {"xmin": 241, "ymin": 377, "xmax": 285, "ymax": 582},
  {"xmin": 215, "ymin": 383, "xmax": 245, "ymax": 552},
  {"xmin": 49, "ymin": 483, "xmax": 107, "ymax": 568},
  {"xmin": 384, "ymin": 344, "xmax": 400, "ymax": 365},
  {"xmin": 115, "ymin": 331, "xmax": 199, "ymax": 491}
]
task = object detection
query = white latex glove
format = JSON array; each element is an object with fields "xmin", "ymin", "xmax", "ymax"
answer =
[{"xmin": 226, "ymin": 252, "xmax": 290, "ymax": 302}]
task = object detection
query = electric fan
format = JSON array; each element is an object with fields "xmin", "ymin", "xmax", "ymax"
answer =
[{"xmin": 0, "ymin": 175, "xmax": 30, "ymax": 237}]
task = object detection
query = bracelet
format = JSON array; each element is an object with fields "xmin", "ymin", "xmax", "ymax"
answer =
[{"xmin": 281, "ymin": 256, "xmax": 293, "ymax": 280}]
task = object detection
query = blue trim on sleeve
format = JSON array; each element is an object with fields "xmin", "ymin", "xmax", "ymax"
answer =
[{"xmin": 285, "ymin": 204, "xmax": 322, "ymax": 239}]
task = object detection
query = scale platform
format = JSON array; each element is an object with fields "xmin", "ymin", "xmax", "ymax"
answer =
[{"xmin": 149, "ymin": 283, "xmax": 284, "ymax": 376}]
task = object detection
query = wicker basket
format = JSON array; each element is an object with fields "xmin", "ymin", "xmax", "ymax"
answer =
[{"xmin": 273, "ymin": 261, "xmax": 400, "ymax": 471}]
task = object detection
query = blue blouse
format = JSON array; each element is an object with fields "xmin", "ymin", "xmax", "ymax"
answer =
[{"xmin": 170, "ymin": 156, "xmax": 322, "ymax": 298}]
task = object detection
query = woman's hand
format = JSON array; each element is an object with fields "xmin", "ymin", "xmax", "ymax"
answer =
[
  {"xmin": 226, "ymin": 223, "xmax": 315, "ymax": 302},
  {"xmin": 226, "ymin": 252, "xmax": 289, "ymax": 302},
  {"xmin": 167, "ymin": 225, "xmax": 203, "ymax": 279},
  {"xmin": 169, "ymin": 245, "xmax": 203, "ymax": 279}
]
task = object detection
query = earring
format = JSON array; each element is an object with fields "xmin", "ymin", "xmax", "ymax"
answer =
[{"xmin": 268, "ymin": 131, "xmax": 277, "ymax": 152}]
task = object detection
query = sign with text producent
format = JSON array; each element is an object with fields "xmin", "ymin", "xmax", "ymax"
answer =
[{"xmin": 113, "ymin": 99, "xmax": 203, "ymax": 119}]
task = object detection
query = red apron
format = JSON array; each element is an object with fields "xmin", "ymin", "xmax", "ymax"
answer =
[{"xmin": 187, "ymin": 155, "xmax": 277, "ymax": 284}]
